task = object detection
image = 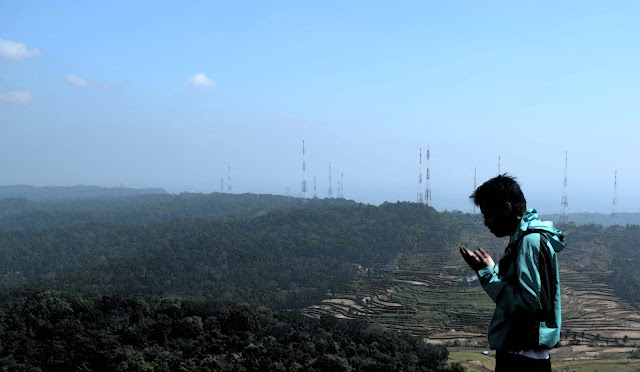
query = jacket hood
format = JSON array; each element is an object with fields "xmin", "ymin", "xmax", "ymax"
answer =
[{"xmin": 513, "ymin": 208, "xmax": 566, "ymax": 253}]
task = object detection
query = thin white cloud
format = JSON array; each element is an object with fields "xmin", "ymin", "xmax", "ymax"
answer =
[
  {"xmin": 66, "ymin": 75, "xmax": 90, "ymax": 87},
  {"xmin": 0, "ymin": 90, "xmax": 33, "ymax": 104},
  {"xmin": 0, "ymin": 38, "xmax": 41, "ymax": 61},
  {"xmin": 189, "ymin": 73, "xmax": 215, "ymax": 87}
]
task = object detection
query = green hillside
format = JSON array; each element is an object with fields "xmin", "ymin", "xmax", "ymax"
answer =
[
  {"xmin": 0, "ymin": 194, "xmax": 467, "ymax": 371},
  {"xmin": 0, "ymin": 191, "xmax": 356, "ymax": 230},
  {"xmin": 1, "ymin": 192, "xmax": 640, "ymax": 370},
  {"xmin": 0, "ymin": 201, "xmax": 453, "ymax": 309},
  {"xmin": 0, "ymin": 184, "xmax": 168, "ymax": 200},
  {"xmin": 541, "ymin": 212, "xmax": 640, "ymax": 227}
]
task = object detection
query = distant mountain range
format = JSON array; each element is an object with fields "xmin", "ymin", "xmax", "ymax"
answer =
[
  {"xmin": 2, "ymin": 185, "xmax": 638, "ymax": 227},
  {"xmin": 541, "ymin": 212, "xmax": 640, "ymax": 227},
  {"xmin": 0, "ymin": 187, "xmax": 358, "ymax": 230},
  {"xmin": 0, "ymin": 184, "xmax": 168, "ymax": 200}
]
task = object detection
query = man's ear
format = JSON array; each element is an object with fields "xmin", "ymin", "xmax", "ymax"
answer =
[{"xmin": 504, "ymin": 202, "xmax": 512, "ymax": 214}]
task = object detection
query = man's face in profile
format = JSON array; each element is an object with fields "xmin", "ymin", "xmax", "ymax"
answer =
[{"xmin": 481, "ymin": 203, "xmax": 515, "ymax": 238}]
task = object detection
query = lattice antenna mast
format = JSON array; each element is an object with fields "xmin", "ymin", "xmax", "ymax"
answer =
[
  {"xmin": 417, "ymin": 148, "xmax": 423, "ymax": 203},
  {"xmin": 313, "ymin": 176, "xmax": 317, "ymax": 198},
  {"xmin": 227, "ymin": 163, "xmax": 232, "ymax": 193},
  {"xmin": 560, "ymin": 151, "xmax": 569, "ymax": 225},
  {"xmin": 498, "ymin": 156, "xmax": 501, "ymax": 174},
  {"xmin": 425, "ymin": 145, "xmax": 432, "ymax": 206},
  {"xmin": 473, "ymin": 167, "xmax": 477, "ymax": 214},
  {"xmin": 340, "ymin": 172, "xmax": 344, "ymax": 198},
  {"xmin": 612, "ymin": 170, "xmax": 618, "ymax": 223},
  {"xmin": 301, "ymin": 140, "xmax": 308, "ymax": 203},
  {"xmin": 220, "ymin": 178, "xmax": 224, "ymax": 193},
  {"xmin": 328, "ymin": 162, "xmax": 333, "ymax": 198}
]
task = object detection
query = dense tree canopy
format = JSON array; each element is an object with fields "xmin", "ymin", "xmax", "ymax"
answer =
[
  {"xmin": 0, "ymin": 200, "xmax": 454, "ymax": 309},
  {"xmin": 2, "ymin": 191, "xmax": 640, "ymax": 370},
  {"xmin": 0, "ymin": 291, "xmax": 462, "ymax": 371}
]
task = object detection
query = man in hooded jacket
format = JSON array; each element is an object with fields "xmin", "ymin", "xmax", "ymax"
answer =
[{"xmin": 459, "ymin": 174, "xmax": 565, "ymax": 372}]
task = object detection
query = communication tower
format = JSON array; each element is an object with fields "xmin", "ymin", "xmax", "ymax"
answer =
[
  {"xmin": 227, "ymin": 164, "xmax": 232, "ymax": 193},
  {"xmin": 473, "ymin": 167, "xmax": 477, "ymax": 214},
  {"xmin": 560, "ymin": 151, "xmax": 569, "ymax": 225},
  {"xmin": 612, "ymin": 170, "xmax": 618, "ymax": 223},
  {"xmin": 328, "ymin": 162, "xmax": 333, "ymax": 198},
  {"xmin": 301, "ymin": 140, "xmax": 308, "ymax": 203},
  {"xmin": 418, "ymin": 148, "xmax": 424, "ymax": 203},
  {"xmin": 498, "ymin": 156, "xmax": 501, "ymax": 174},
  {"xmin": 425, "ymin": 145, "xmax": 432, "ymax": 206},
  {"xmin": 340, "ymin": 172, "xmax": 344, "ymax": 198},
  {"xmin": 313, "ymin": 176, "xmax": 317, "ymax": 198}
]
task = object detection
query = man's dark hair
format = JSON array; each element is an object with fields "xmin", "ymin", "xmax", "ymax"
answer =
[{"xmin": 470, "ymin": 174, "xmax": 527, "ymax": 217}]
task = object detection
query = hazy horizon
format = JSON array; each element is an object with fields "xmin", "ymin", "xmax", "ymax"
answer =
[
  {"xmin": 0, "ymin": 181, "xmax": 632, "ymax": 216},
  {"xmin": 2, "ymin": 1, "xmax": 639, "ymax": 214}
]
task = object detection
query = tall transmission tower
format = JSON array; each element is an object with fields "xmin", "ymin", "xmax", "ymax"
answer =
[
  {"xmin": 340, "ymin": 172, "xmax": 344, "ymax": 198},
  {"xmin": 417, "ymin": 148, "xmax": 424, "ymax": 203},
  {"xmin": 425, "ymin": 145, "xmax": 432, "ymax": 206},
  {"xmin": 612, "ymin": 170, "xmax": 618, "ymax": 223},
  {"xmin": 313, "ymin": 176, "xmax": 317, "ymax": 198},
  {"xmin": 328, "ymin": 162, "xmax": 333, "ymax": 198},
  {"xmin": 227, "ymin": 163, "xmax": 232, "ymax": 193},
  {"xmin": 560, "ymin": 151, "xmax": 569, "ymax": 225},
  {"xmin": 301, "ymin": 140, "xmax": 308, "ymax": 202},
  {"xmin": 498, "ymin": 156, "xmax": 501, "ymax": 174},
  {"xmin": 473, "ymin": 167, "xmax": 477, "ymax": 214}
]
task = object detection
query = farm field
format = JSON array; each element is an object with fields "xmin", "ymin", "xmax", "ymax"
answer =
[
  {"xmin": 553, "ymin": 359, "xmax": 640, "ymax": 372},
  {"xmin": 449, "ymin": 349, "xmax": 640, "ymax": 372},
  {"xmin": 304, "ymin": 244, "xmax": 640, "ymax": 364}
]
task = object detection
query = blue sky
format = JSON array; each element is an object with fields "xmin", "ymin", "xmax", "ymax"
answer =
[{"xmin": 1, "ymin": 1, "xmax": 639, "ymax": 213}]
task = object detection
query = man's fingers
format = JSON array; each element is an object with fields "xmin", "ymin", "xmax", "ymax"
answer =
[
  {"xmin": 461, "ymin": 250, "xmax": 480, "ymax": 263},
  {"xmin": 477, "ymin": 248, "xmax": 493, "ymax": 261},
  {"xmin": 459, "ymin": 246, "xmax": 474, "ymax": 258},
  {"xmin": 475, "ymin": 248, "xmax": 495, "ymax": 267},
  {"xmin": 459, "ymin": 246, "xmax": 470, "ymax": 256},
  {"xmin": 460, "ymin": 246, "xmax": 475, "ymax": 257}
]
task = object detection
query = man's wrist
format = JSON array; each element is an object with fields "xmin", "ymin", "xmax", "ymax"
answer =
[{"xmin": 476, "ymin": 265, "xmax": 494, "ymax": 277}]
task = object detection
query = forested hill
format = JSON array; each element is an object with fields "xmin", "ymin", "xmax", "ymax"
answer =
[
  {"xmin": 3, "ymin": 192, "xmax": 640, "ymax": 370},
  {"xmin": 0, "ymin": 184, "xmax": 168, "ymax": 200},
  {"xmin": 0, "ymin": 191, "xmax": 357, "ymax": 230},
  {"xmin": 0, "ymin": 195, "xmax": 468, "ymax": 370},
  {"xmin": 0, "ymin": 202, "xmax": 459, "ymax": 309},
  {"xmin": 3, "ymin": 193, "xmax": 640, "ymax": 311},
  {"xmin": 541, "ymin": 212, "xmax": 640, "ymax": 227},
  {"xmin": 0, "ymin": 292, "xmax": 461, "ymax": 371}
]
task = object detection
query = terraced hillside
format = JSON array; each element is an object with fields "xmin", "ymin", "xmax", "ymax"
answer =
[
  {"xmin": 304, "ymin": 248, "xmax": 640, "ymax": 348},
  {"xmin": 304, "ymin": 251, "xmax": 493, "ymax": 342}
]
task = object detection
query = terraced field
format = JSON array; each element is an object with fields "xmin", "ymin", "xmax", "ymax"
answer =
[{"xmin": 304, "ymin": 248, "xmax": 640, "ymax": 349}]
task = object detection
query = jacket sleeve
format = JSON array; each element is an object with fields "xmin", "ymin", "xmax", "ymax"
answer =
[{"xmin": 476, "ymin": 236, "xmax": 542, "ymax": 315}]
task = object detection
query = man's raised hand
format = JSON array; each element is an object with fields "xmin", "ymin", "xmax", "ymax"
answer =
[{"xmin": 459, "ymin": 245, "xmax": 495, "ymax": 272}]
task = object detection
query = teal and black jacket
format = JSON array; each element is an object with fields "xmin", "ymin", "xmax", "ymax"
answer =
[{"xmin": 476, "ymin": 209, "xmax": 565, "ymax": 351}]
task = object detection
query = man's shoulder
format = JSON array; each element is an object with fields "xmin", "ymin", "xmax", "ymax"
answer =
[{"xmin": 516, "ymin": 230, "xmax": 546, "ymax": 250}]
